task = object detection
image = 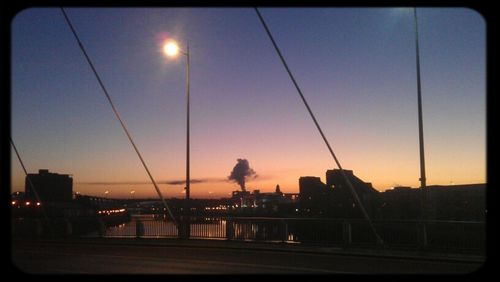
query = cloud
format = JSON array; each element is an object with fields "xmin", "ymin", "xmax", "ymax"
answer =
[{"xmin": 79, "ymin": 178, "xmax": 226, "ymax": 186}]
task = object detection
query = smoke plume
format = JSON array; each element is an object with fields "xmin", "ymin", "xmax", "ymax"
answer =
[{"xmin": 228, "ymin": 158, "xmax": 257, "ymax": 191}]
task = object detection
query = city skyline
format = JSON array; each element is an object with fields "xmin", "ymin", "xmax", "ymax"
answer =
[{"xmin": 11, "ymin": 7, "xmax": 486, "ymax": 199}]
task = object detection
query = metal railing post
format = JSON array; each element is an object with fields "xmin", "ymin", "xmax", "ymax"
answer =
[
  {"xmin": 65, "ymin": 219, "xmax": 72, "ymax": 237},
  {"xmin": 35, "ymin": 219, "xmax": 43, "ymax": 237},
  {"xmin": 343, "ymin": 220, "xmax": 352, "ymax": 247},
  {"xmin": 418, "ymin": 221, "xmax": 428, "ymax": 249},
  {"xmin": 281, "ymin": 219, "xmax": 288, "ymax": 242},
  {"xmin": 225, "ymin": 218, "xmax": 233, "ymax": 240},
  {"xmin": 97, "ymin": 219, "xmax": 106, "ymax": 238},
  {"xmin": 136, "ymin": 219, "xmax": 144, "ymax": 238},
  {"xmin": 178, "ymin": 216, "xmax": 190, "ymax": 239}
]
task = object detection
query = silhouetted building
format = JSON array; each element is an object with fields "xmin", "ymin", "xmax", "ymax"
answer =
[
  {"xmin": 230, "ymin": 185, "xmax": 295, "ymax": 215},
  {"xmin": 427, "ymin": 184, "xmax": 486, "ymax": 221},
  {"xmin": 326, "ymin": 169, "xmax": 380, "ymax": 217},
  {"xmin": 231, "ymin": 190, "xmax": 251, "ymax": 207},
  {"xmin": 379, "ymin": 184, "xmax": 486, "ymax": 221},
  {"xmin": 299, "ymin": 169, "xmax": 380, "ymax": 218},
  {"xmin": 284, "ymin": 193, "xmax": 299, "ymax": 202},
  {"xmin": 299, "ymin": 176, "xmax": 328, "ymax": 215},
  {"xmin": 254, "ymin": 185, "xmax": 290, "ymax": 214},
  {"xmin": 379, "ymin": 186, "xmax": 420, "ymax": 219},
  {"xmin": 326, "ymin": 169, "xmax": 377, "ymax": 193},
  {"xmin": 25, "ymin": 169, "xmax": 73, "ymax": 202}
]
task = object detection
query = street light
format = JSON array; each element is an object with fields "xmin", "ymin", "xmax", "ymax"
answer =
[
  {"xmin": 163, "ymin": 41, "xmax": 179, "ymax": 57},
  {"xmin": 163, "ymin": 39, "xmax": 191, "ymax": 201}
]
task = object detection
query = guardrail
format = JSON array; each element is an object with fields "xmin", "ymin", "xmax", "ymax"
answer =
[{"xmin": 11, "ymin": 215, "xmax": 485, "ymax": 254}]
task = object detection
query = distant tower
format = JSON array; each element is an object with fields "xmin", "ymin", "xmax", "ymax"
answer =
[{"xmin": 275, "ymin": 184, "xmax": 281, "ymax": 194}]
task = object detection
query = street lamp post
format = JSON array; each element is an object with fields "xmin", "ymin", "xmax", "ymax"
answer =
[
  {"xmin": 163, "ymin": 40, "xmax": 191, "ymax": 200},
  {"xmin": 414, "ymin": 8, "xmax": 426, "ymax": 192},
  {"xmin": 164, "ymin": 40, "xmax": 191, "ymax": 239},
  {"xmin": 413, "ymin": 8, "xmax": 428, "ymax": 225},
  {"xmin": 185, "ymin": 43, "xmax": 191, "ymax": 201}
]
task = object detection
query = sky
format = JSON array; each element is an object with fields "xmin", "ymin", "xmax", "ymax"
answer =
[{"xmin": 10, "ymin": 7, "xmax": 486, "ymax": 199}]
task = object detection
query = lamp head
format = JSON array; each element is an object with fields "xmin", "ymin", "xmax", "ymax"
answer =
[{"xmin": 163, "ymin": 41, "xmax": 179, "ymax": 57}]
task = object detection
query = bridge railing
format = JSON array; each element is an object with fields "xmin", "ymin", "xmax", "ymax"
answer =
[{"xmin": 11, "ymin": 215, "xmax": 485, "ymax": 254}]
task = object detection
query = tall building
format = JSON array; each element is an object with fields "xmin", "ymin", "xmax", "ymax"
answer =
[
  {"xmin": 326, "ymin": 169, "xmax": 380, "ymax": 217},
  {"xmin": 299, "ymin": 170, "xmax": 380, "ymax": 217},
  {"xmin": 299, "ymin": 176, "xmax": 329, "ymax": 215},
  {"xmin": 326, "ymin": 169, "xmax": 378, "ymax": 194},
  {"xmin": 25, "ymin": 169, "xmax": 73, "ymax": 202}
]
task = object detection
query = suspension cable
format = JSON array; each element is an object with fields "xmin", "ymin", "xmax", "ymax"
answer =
[
  {"xmin": 60, "ymin": 7, "xmax": 176, "ymax": 224},
  {"xmin": 255, "ymin": 8, "xmax": 383, "ymax": 245}
]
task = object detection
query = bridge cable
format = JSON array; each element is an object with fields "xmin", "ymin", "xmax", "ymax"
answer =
[
  {"xmin": 60, "ymin": 7, "xmax": 177, "ymax": 225},
  {"xmin": 10, "ymin": 137, "xmax": 55, "ymax": 238},
  {"xmin": 255, "ymin": 8, "xmax": 384, "ymax": 245}
]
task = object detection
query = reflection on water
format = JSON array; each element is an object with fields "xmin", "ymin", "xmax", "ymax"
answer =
[
  {"xmin": 191, "ymin": 219, "xmax": 226, "ymax": 239},
  {"xmin": 105, "ymin": 215, "xmax": 177, "ymax": 238},
  {"xmin": 104, "ymin": 216, "xmax": 296, "ymax": 241},
  {"xmin": 106, "ymin": 222, "xmax": 136, "ymax": 237},
  {"xmin": 232, "ymin": 222, "xmax": 284, "ymax": 241}
]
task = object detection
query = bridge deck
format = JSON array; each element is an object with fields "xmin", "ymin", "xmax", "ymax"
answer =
[{"xmin": 11, "ymin": 238, "xmax": 484, "ymax": 274}]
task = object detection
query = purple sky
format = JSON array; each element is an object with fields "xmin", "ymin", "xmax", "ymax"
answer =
[{"xmin": 11, "ymin": 8, "xmax": 485, "ymax": 198}]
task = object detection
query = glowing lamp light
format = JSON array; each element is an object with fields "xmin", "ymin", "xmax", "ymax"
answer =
[
  {"xmin": 163, "ymin": 41, "xmax": 179, "ymax": 57},
  {"xmin": 25, "ymin": 201, "xmax": 31, "ymax": 206},
  {"xmin": 11, "ymin": 201, "xmax": 16, "ymax": 205}
]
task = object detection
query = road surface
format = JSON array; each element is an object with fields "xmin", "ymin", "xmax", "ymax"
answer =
[{"xmin": 11, "ymin": 239, "xmax": 484, "ymax": 274}]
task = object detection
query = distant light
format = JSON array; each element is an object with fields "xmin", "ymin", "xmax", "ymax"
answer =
[
  {"xmin": 163, "ymin": 41, "xmax": 179, "ymax": 57},
  {"xmin": 11, "ymin": 201, "xmax": 16, "ymax": 205},
  {"xmin": 25, "ymin": 201, "xmax": 31, "ymax": 206},
  {"xmin": 36, "ymin": 202, "xmax": 41, "ymax": 206}
]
